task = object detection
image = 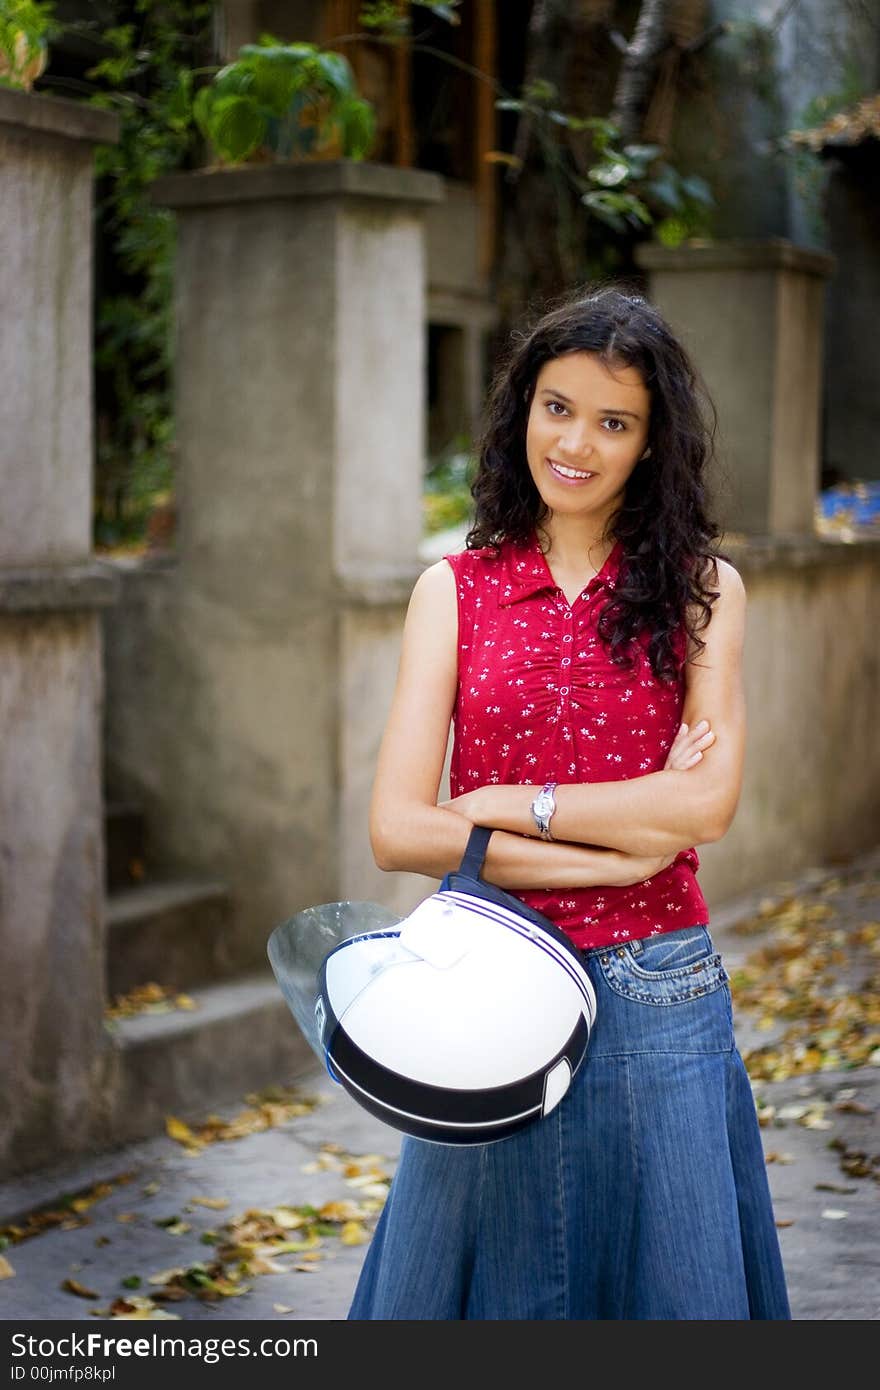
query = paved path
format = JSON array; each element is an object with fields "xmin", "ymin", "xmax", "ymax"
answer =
[{"xmin": 2, "ymin": 848, "xmax": 878, "ymax": 1322}]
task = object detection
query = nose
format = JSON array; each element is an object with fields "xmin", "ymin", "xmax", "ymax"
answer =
[{"xmin": 556, "ymin": 420, "xmax": 593, "ymax": 462}]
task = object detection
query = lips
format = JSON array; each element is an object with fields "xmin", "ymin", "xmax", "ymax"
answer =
[{"xmin": 546, "ymin": 458, "xmax": 596, "ymax": 484}]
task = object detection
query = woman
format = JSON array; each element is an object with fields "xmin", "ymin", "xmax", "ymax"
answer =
[{"xmin": 348, "ymin": 284, "xmax": 791, "ymax": 1320}]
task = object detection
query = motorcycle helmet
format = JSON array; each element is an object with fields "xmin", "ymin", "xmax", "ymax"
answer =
[{"xmin": 267, "ymin": 826, "xmax": 596, "ymax": 1145}]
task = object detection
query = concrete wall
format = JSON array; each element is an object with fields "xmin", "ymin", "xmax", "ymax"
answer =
[
  {"xmin": 0, "ymin": 609, "xmax": 106, "ymax": 1172},
  {"xmin": 0, "ymin": 90, "xmax": 120, "ymax": 1178},
  {"xmin": 698, "ymin": 538, "xmax": 880, "ymax": 909},
  {"xmin": 101, "ymin": 163, "xmax": 442, "ymax": 971},
  {"xmin": 0, "ymin": 91, "xmax": 109, "ymax": 566},
  {"xmin": 636, "ymin": 239, "xmax": 835, "ymax": 538}
]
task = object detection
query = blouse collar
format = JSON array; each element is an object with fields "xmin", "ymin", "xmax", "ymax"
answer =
[{"xmin": 498, "ymin": 531, "xmax": 624, "ymax": 607}]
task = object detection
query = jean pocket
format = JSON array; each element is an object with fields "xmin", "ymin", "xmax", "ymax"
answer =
[{"xmin": 597, "ymin": 926, "xmax": 728, "ymax": 1006}]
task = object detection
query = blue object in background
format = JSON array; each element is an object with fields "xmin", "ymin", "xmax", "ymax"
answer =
[{"xmin": 817, "ymin": 480, "xmax": 880, "ymax": 537}]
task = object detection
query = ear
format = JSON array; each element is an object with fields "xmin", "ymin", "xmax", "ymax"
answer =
[{"xmin": 640, "ymin": 447, "xmax": 652, "ymax": 460}]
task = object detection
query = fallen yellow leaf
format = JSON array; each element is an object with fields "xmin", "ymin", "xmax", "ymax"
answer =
[
  {"xmin": 62, "ymin": 1278, "xmax": 99, "ymax": 1299},
  {"xmin": 0, "ymin": 1256, "xmax": 14, "ymax": 1279},
  {"xmin": 147, "ymin": 1268, "xmax": 186, "ymax": 1285},
  {"xmin": 340, "ymin": 1221, "xmax": 369, "ymax": 1246},
  {"xmin": 165, "ymin": 1116, "xmax": 203, "ymax": 1149}
]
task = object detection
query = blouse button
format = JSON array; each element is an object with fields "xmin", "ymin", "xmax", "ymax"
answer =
[
  {"xmin": 563, "ymin": 610, "xmax": 572, "ymax": 620},
  {"xmin": 560, "ymin": 686, "xmax": 570, "ymax": 696},
  {"xmin": 561, "ymin": 657, "xmax": 571, "ymax": 667},
  {"xmin": 562, "ymin": 634, "xmax": 572, "ymax": 643}
]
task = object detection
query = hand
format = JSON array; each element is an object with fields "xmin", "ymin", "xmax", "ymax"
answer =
[{"xmin": 664, "ymin": 719, "xmax": 715, "ymax": 771}]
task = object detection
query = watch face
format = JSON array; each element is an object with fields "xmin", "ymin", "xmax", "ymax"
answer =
[{"xmin": 534, "ymin": 791, "xmax": 553, "ymax": 815}]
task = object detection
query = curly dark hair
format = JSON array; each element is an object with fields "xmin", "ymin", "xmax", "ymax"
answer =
[{"xmin": 467, "ymin": 281, "xmax": 725, "ymax": 681}]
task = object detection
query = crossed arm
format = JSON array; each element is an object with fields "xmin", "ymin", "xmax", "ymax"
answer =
[{"xmin": 369, "ymin": 556, "xmax": 746, "ymax": 890}]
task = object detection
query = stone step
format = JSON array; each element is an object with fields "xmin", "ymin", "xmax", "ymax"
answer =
[
  {"xmin": 104, "ymin": 799, "xmax": 148, "ymax": 892},
  {"xmin": 105, "ymin": 878, "xmax": 236, "ymax": 997},
  {"xmin": 100, "ymin": 972, "xmax": 316, "ymax": 1149}
]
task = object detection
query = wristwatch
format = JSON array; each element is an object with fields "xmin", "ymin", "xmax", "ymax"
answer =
[{"xmin": 530, "ymin": 781, "xmax": 558, "ymax": 840}]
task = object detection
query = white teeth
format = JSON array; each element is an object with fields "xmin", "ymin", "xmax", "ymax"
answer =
[{"xmin": 550, "ymin": 461, "xmax": 593, "ymax": 479}]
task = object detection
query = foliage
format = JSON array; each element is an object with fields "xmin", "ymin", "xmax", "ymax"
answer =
[
  {"xmin": 360, "ymin": 1, "xmax": 462, "ymax": 35},
  {"xmin": 423, "ymin": 437, "xmax": 475, "ymax": 535},
  {"xmin": 76, "ymin": 9, "xmax": 380, "ymax": 547},
  {"xmin": 359, "ymin": 2, "xmax": 714, "ymax": 268},
  {"xmin": 0, "ymin": 0, "xmax": 57, "ymax": 90},
  {"xmin": 193, "ymin": 35, "xmax": 376, "ymax": 165},
  {"xmin": 76, "ymin": 0, "xmax": 215, "ymax": 550},
  {"xmin": 496, "ymin": 79, "xmax": 714, "ymax": 248}
]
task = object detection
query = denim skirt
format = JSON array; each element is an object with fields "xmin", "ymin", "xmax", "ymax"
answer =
[{"xmin": 346, "ymin": 923, "xmax": 791, "ymax": 1320}]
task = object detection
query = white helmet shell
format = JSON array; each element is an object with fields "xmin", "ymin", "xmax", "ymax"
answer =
[{"xmin": 316, "ymin": 886, "xmax": 596, "ymax": 1145}]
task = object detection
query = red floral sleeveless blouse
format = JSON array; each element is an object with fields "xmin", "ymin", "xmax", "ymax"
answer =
[{"xmin": 443, "ymin": 531, "xmax": 710, "ymax": 950}]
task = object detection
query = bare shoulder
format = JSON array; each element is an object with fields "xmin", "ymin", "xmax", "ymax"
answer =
[
  {"xmin": 697, "ymin": 555, "xmax": 746, "ymax": 621},
  {"xmin": 408, "ymin": 558, "xmax": 458, "ymax": 617},
  {"xmin": 400, "ymin": 560, "xmax": 458, "ymax": 663},
  {"xmin": 713, "ymin": 556, "xmax": 746, "ymax": 602},
  {"xmin": 685, "ymin": 556, "xmax": 745, "ymax": 668},
  {"xmin": 413, "ymin": 557, "xmax": 458, "ymax": 595}
]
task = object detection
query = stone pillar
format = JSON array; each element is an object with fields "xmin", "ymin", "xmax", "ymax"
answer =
[
  {"xmin": 0, "ymin": 89, "xmax": 119, "ymax": 1178},
  {"xmin": 142, "ymin": 161, "xmax": 444, "ymax": 965},
  {"xmin": 635, "ymin": 239, "xmax": 836, "ymax": 536}
]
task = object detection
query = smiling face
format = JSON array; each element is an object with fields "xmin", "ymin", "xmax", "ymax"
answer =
[{"xmin": 525, "ymin": 351, "xmax": 651, "ymax": 536}]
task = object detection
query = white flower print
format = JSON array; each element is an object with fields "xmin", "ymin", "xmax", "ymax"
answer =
[{"xmin": 443, "ymin": 541, "xmax": 706, "ymax": 953}]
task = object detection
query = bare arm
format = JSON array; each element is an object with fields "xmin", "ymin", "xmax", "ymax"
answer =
[
  {"xmin": 370, "ymin": 560, "xmax": 677, "ymax": 889},
  {"xmin": 443, "ymin": 559, "xmax": 748, "ymax": 857}
]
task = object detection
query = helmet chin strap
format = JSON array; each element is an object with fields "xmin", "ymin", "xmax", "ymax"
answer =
[{"xmin": 458, "ymin": 824, "xmax": 494, "ymax": 879}]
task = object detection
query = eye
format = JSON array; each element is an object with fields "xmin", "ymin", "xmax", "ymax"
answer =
[
  {"xmin": 603, "ymin": 418, "xmax": 626, "ymax": 432},
  {"xmin": 545, "ymin": 400, "xmax": 568, "ymax": 416}
]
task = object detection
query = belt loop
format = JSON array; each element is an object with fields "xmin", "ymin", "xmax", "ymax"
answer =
[{"xmin": 628, "ymin": 935, "xmax": 644, "ymax": 956}]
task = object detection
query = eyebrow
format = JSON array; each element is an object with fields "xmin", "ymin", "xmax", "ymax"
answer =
[{"xmin": 538, "ymin": 388, "xmax": 642, "ymax": 419}]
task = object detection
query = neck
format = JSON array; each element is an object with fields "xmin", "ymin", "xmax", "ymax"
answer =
[{"xmin": 536, "ymin": 512, "xmax": 615, "ymax": 573}]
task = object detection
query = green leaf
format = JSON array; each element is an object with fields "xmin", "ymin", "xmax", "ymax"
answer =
[
  {"xmin": 246, "ymin": 59, "xmax": 298, "ymax": 116},
  {"xmin": 680, "ymin": 174, "xmax": 714, "ymax": 206},
  {"xmin": 581, "ymin": 190, "xmax": 628, "ymax": 233},
  {"xmin": 164, "ymin": 70, "xmax": 192, "ymax": 130},
  {"xmin": 313, "ymin": 50, "xmax": 355, "ymax": 97},
  {"xmin": 86, "ymin": 55, "xmax": 139, "ymax": 85},
  {"xmin": 414, "ymin": 2, "xmax": 462, "ymax": 23},
  {"xmin": 121, "ymin": 1275, "xmax": 141, "ymax": 1289},
  {"xmin": 626, "ymin": 195, "xmax": 653, "ymax": 225},
  {"xmin": 643, "ymin": 168, "xmax": 683, "ymax": 211},
  {"xmin": 204, "ymin": 94, "xmax": 266, "ymax": 162},
  {"xmin": 191, "ymin": 84, "xmax": 215, "ymax": 141},
  {"xmin": 338, "ymin": 96, "xmax": 375, "ymax": 159},
  {"xmin": 209, "ymin": 62, "xmax": 256, "ymax": 101},
  {"xmin": 523, "ymin": 77, "xmax": 558, "ymax": 105},
  {"xmin": 622, "ymin": 143, "xmax": 662, "ymax": 162},
  {"xmin": 587, "ymin": 160, "xmax": 629, "ymax": 188}
]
